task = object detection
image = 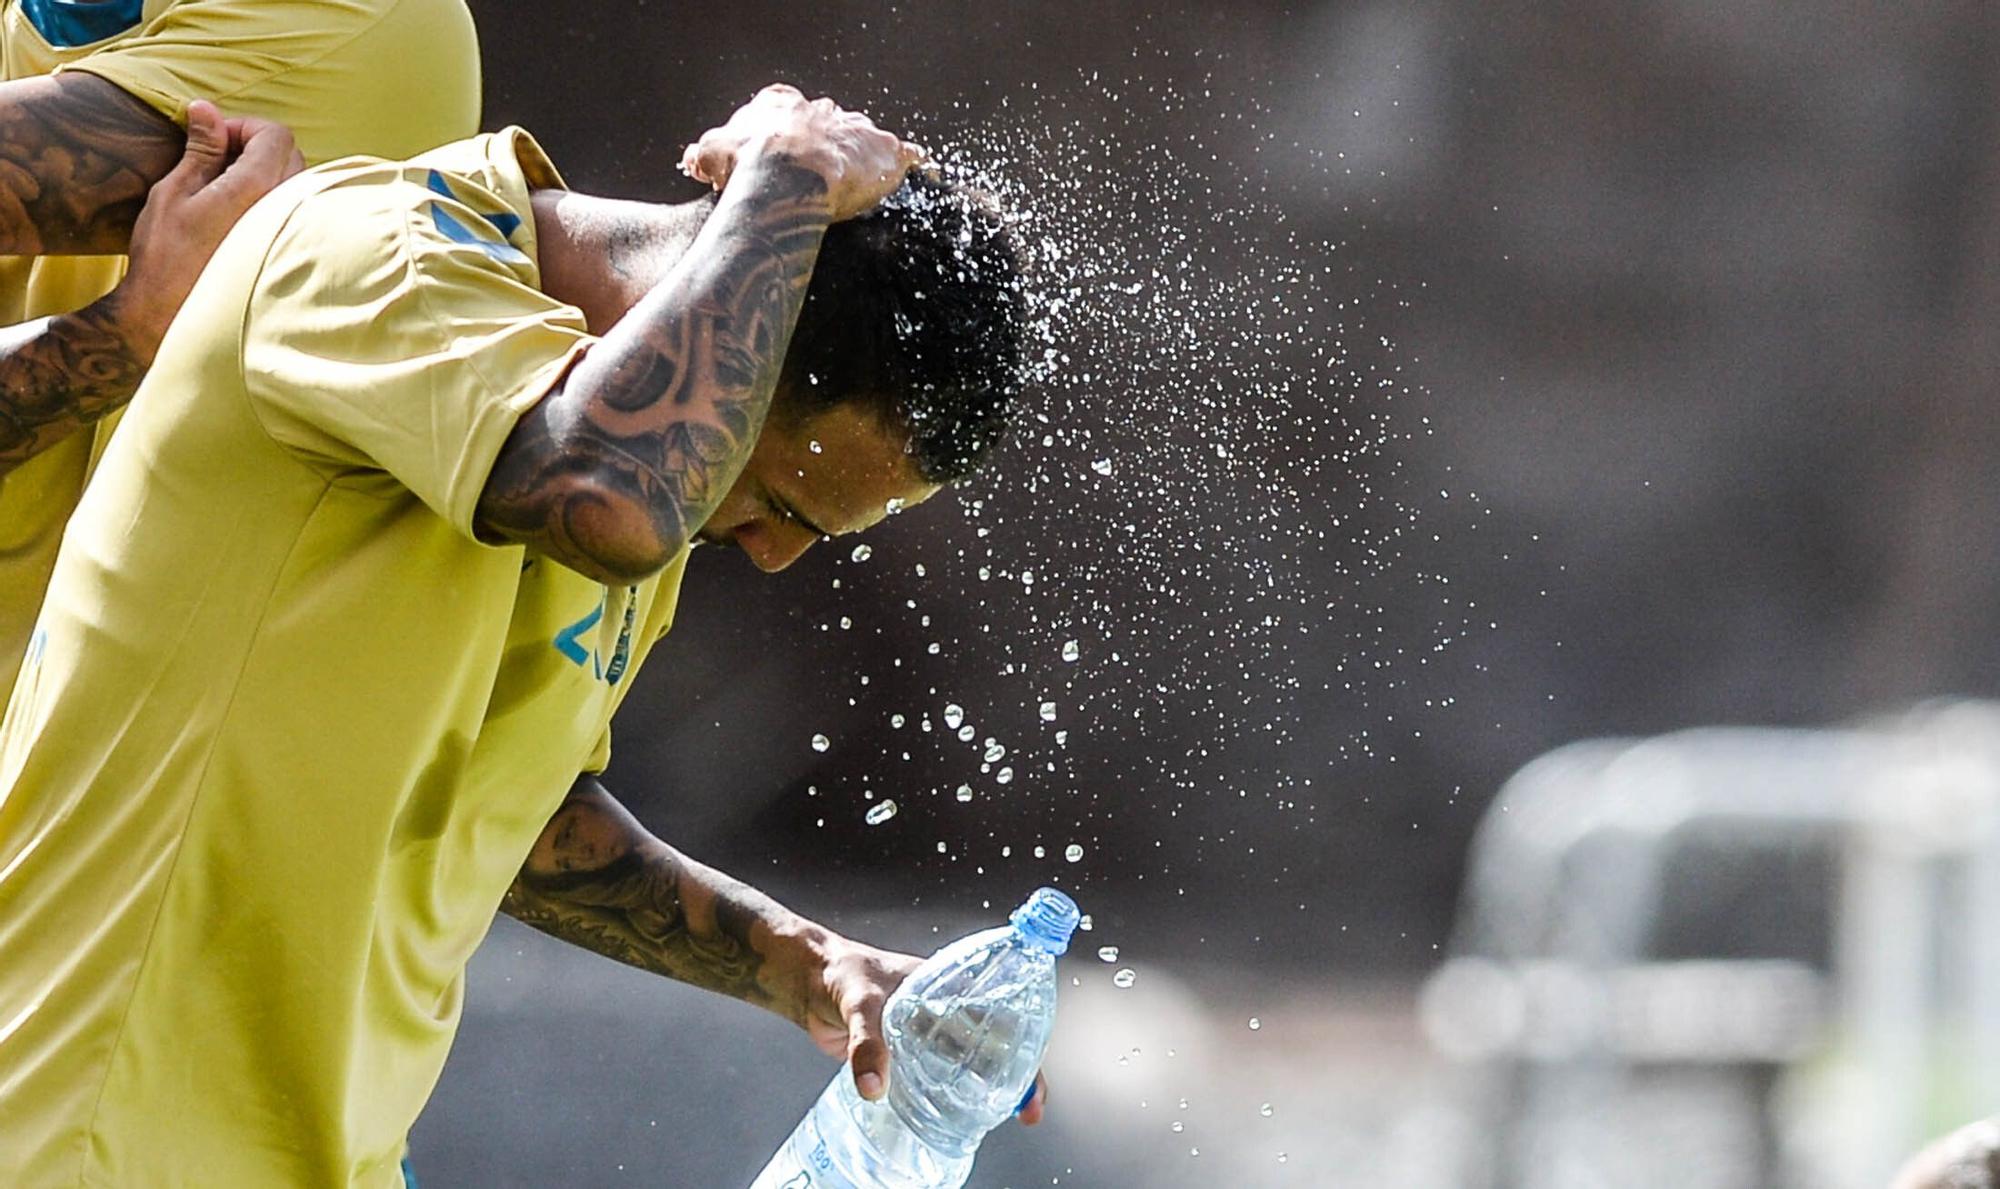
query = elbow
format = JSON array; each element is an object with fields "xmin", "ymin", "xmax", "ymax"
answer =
[
  {"xmin": 545, "ymin": 472, "xmax": 686, "ymax": 585},
  {"xmin": 478, "ymin": 463, "xmax": 688, "ymax": 585}
]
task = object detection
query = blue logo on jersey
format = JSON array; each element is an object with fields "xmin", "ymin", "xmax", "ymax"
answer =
[
  {"xmin": 553, "ymin": 588, "xmax": 638, "ymax": 685},
  {"xmin": 425, "ymin": 170, "xmax": 528, "ymax": 265}
]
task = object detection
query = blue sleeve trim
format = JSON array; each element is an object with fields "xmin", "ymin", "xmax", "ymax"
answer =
[{"xmin": 21, "ymin": 0, "xmax": 142, "ymax": 48}]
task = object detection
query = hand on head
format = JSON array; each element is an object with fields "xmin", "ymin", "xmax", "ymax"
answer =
[{"xmin": 680, "ymin": 84, "xmax": 927, "ymax": 222}]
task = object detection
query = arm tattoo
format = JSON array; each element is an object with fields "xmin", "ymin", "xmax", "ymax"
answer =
[
  {"xmin": 504, "ymin": 849, "xmax": 766, "ymax": 1003},
  {"xmin": 0, "ymin": 74, "xmax": 182, "ymax": 255},
  {"xmin": 0, "ymin": 302, "xmax": 148, "ymax": 474},
  {"xmin": 502, "ymin": 779, "xmax": 804, "ymax": 1014},
  {"xmin": 478, "ymin": 159, "xmax": 833, "ymax": 582}
]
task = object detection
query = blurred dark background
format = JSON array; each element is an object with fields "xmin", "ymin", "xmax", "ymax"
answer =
[{"xmin": 415, "ymin": 2, "xmax": 2000, "ymax": 1184}]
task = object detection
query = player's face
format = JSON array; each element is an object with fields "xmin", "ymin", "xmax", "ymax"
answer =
[{"xmin": 697, "ymin": 402, "xmax": 942, "ymax": 573}]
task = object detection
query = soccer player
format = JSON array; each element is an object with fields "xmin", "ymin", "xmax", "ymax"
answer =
[
  {"xmin": 0, "ymin": 0, "xmax": 481, "ymax": 697},
  {"xmin": 0, "ymin": 85, "xmax": 1037, "ymax": 1185}
]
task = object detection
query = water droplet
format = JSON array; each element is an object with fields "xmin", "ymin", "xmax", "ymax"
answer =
[
  {"xmin": 1061, "ymin": 640, "xmax": 1081, "ymax": 662},
  {"xmin": 1259, "ymin": 1103, "xmax": 1274, "ymax": 1118},
  {"xmin": 954, "ymin": 784, "xmax": 973, "ymax": 803},
  {"xmin": 957, "ymin": 725, "xmax": 976, "ymax": 742},
  {"xmin": 983, "ymin": 742, "xmax": 1006, "ymax": 763},
  {"xmin": 850, "ymin": 543, "xmax": 873, "ymax": 563},
  {"xmin": 1040, "ymin": 701, "xmax": 1058, "ymax": 722},
  {"xmin": 808, "ymin": 439, "xmax": 823, "ymax": 454},
  {"xmin": 890, "ymin": 714, "xmax": 905, "ymax": 728},
  {"xmin": 1091, "ymin": 458, "xmax": 1114, "ymax": 476},
  {"xmin": 943, "ymin": 704, "xmax": 964, "ymax": 729},
  {"xmin": 1064, "ymin": 843, "xmax": 1083, "ymax": 863},
  {"xmin": 885, "ymin": 497, "xmax": 906, "ymax": 516},
  {"xmin": 996, "ymin": 767, "xmax": 1014, "ymax": 784},
  {"xmin": 1277, "ymin": 1153, "xmax": 1288, "ymax": 1164},
  {"xmin": 1078, "ymin": 914, "xmax": 1094, "ymax": 931},
  {"xmin": 838, "ymin": 616, "xmax": 852, "ymax": 629},
  {"xmin": 1097, "ymin": 946, "xmax": 1120, "ymax": 963},
  {"xmin": 864, "ymin": 800, "xmax": 898, "ymax": 826},
  {"xmin": 1247, "ymin": 1017, "xmax": 1261, "ymax": 1031},
  {"xmin": 1113, "ymin": 968, "xmax": 1136, "ymax": 989},
  {"xmin": 1170, "ymin": 1122, "xmax": 1184, "ymax": 1134},
  {"xmin": 810, "ymin": 734, "xmax": 830, "ymax": 752},
  {"xmin": 1032, "ymin": 845, "xmax": 1046, "ymax": 859}
]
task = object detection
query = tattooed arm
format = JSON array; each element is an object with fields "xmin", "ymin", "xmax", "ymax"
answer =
[
  {"xmin": 0, "ymin": 89, "xmax": 298, "ymax": 473},
  {"xmin": 503, "ymin": 776, "xmax": 921, "ymax": 1099},
  {"xmin": 475, "ymin": 86, "xmax": 922, "ymax": 584},
  {"xmin": 0, "ymin": 74, "xmax": 182, "ymax": 255}
]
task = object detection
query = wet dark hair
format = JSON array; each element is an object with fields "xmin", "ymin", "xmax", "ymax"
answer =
[{"xmin": 778, "ymin": 172, "xmax": 1028, "ymax": 483}]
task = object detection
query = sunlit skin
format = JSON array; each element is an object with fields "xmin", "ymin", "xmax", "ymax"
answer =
[{"xmin": 697, "ymin": 399, "xmax": 942, "ymax": 572}]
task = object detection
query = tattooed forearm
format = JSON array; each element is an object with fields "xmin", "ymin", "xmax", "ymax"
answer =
[
  {"xmin": 477, "ymin": 153, "xmax": 834, "ymax": 583},
  {"xmin": 502, "ymin": 778, "xmax": 819, "ymax": 1016},
  {"xmin": 0, "ymin": 74, "xmax": 183, "ymax": 255},
  {"xmin": 0, "ymin": 299, "xmax": 149, "ymax": 474},
  {"xmin": 504, "ymin": 849, "xmax": 768, "ymax": 1002}
]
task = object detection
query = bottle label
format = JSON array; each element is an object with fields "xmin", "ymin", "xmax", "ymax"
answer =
[{"xmin": 785, "ymin": 1107, "xmax": 842, "ymax": 1188}]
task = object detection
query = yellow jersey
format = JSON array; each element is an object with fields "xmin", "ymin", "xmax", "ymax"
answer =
[
  {"xmin": 0, "ymin": 129, "xmax": 688, "ymax": 1187},
  {"xmin": 0, "ymin": 0, "xmax": 482, "ymax": 700}
]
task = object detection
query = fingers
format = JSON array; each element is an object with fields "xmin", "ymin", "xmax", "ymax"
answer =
[
  {"xmin": 680, "ymin": 84, "xmax": 924, "ymax": 214},
  {"xmin": 844, "ymin": 992, "xmax": 891, "ymax": 1102},
  {"xmin": 680, "ymin": 139, "xmax": 727, "ymax": 191},
  {"xmin": 160, "ymin": 100, "xmax": 229, "ymax": 196},
  {"xmin": 202, "ymin": 118, "xmax": 298, "ymax": 209}
]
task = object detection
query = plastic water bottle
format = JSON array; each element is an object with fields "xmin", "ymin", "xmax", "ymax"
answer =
[{"xmin": 748, "ymin": 887, "xmax": 1079, "ymax": 1189}]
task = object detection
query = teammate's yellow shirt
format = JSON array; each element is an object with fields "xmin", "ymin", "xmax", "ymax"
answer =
[
  {"xmin": 0, "ymin": 0, "xmax": 481, "ymax": 700},
  {"xmin": 0, "ymin": 129, "xmax": 688, "ymax": 1187}
]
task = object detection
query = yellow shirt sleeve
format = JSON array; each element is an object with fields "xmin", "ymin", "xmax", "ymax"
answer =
[
  {"xmin": 241, "ymin": 175, "xmax": 593, "ymax": 540},
  {"xmin": 55, "ymin": 0, "xmax": 480, "ymax": 163}
]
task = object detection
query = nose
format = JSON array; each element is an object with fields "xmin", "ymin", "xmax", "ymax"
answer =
[{"xmin": 737, "ymin": 519, "xmax": 820, "ymax": 573}]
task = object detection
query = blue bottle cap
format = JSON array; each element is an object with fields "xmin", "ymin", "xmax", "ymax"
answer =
[{"xmin": 1009, "ymin": 887, "xmax": 1081, "ymax": 955}]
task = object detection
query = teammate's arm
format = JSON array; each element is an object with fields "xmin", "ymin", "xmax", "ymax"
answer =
[
  {"xmin": 501, "ymin": 775, "xmax": 920, "ymax": 1102},
  {"xmin": 0, "ymin": 73, "xmax": 181, "ymax": 255},
  {"xmin": 0, "ymin": 88, "xmax": 299, "ymax": 474},
  {"xmin": 475, "ymin": 87, "xmax": 923, "ymax": 586}
]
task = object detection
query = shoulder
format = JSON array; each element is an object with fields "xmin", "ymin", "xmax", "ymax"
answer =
[{"xmin": 56, "ymin": 0, "xmax": 480, "ymax": 163}]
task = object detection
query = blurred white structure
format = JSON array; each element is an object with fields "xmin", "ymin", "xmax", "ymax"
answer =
[{"xmin": 1421, "ymin": 701, "xmax": 2000, "ymax": 1189}]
